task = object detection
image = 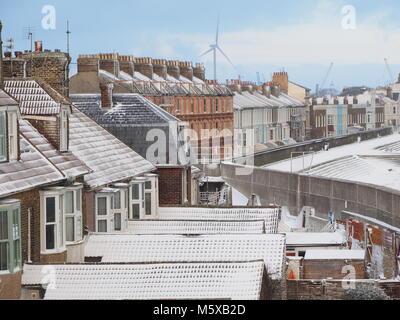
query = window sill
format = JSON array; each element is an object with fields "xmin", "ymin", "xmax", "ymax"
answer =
[{"xmin": 40, "ymin": 248, "xmax": 67, "ymax": 256}]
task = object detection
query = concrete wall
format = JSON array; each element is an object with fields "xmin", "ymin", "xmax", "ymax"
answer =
[
  {"xmin": 235, "ymin": 127, "xmax": 392, "ymax": 167},
  {"xmin": 221, "ymin": 163, "xmax": 400, "ymax": 228}
]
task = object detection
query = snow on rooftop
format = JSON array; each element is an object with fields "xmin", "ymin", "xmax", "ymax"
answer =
[
  {"xmin": 232, "ymin": 188, "xmax": 249, "ymax": 206},
  {"xmin": 22, "ymin": 261, "xmax": 265, "ymax": 300},
  {"xmin": 305, "ymin": 250, "xmax": 365, "ymax": 260},
  {"xmin": 85, "ymin": 233, "xmax": 286, "ymax": 279},
  {"xmin": 158, "ymin": 207, "xmax": 280, "ymax": 234},
  {"xmin": 127, "ymin": 219, "xmax": 265, "ymax": 235},
  {"xmin": 285, "ymin": 231, "xmax": 346, "ymax": 246},
  {"xmin": 265, "ymin": 134, "xmax": 400, "ymax": 173},
  {"xmin": 264, "ymin": 134, "xmax": 400, "ymax": 191}
]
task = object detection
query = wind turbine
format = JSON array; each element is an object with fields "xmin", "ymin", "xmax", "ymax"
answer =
[{"xmin": 200, "ymin": 15, "xmax": 235, "ymax": 81}]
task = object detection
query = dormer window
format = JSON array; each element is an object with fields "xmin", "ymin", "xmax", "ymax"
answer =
[{"xmin": 0, "ymin": 110, "xmax": 19, "ymax": 162}]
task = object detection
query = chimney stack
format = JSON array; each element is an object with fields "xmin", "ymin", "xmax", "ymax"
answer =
[
  {"xmin": 193, "ymin": 63, "xmax": 205, "ymax": 81},
  {"xmin": 272, "ymin": 72, "xmax": 289, "ymax": 94},
  {"xmin": 118, "ymin": 55, "xmax": 135, "ymax": 77},
  {"xmin": 262, "ymin": 83, "xmax": 271, "ymax": 98},
  {"xmin": 167, "ymin": 60, "xmax": 180, "ymax": 80},
  {"xmin": 100, "ymin": 82, "xmax": 114, "ymax": 108},
  {"xmin": 34, "ymin": 41, "xmax": 43, "ymax": 52},
  {"xmin": 152, "ymin": 59, "xmax": 167, "ymax": 79},
  {"xmin": 241, "ymin": 81, "xmax": 255, "ymax": 93},
  {"xmin": 179, "ymin": 61, "xmax": 193, "ymax": 81},
  {"xmin": 270, "ymin": 83, "xmax": 281, "ymax": 97},
  {"xmin": 226, "ymin": 79, "xmax": 241, "ymax": 93},
  {"xmin": 0, "ymin": 21, "xmax": 3, "ymax": 89},
  {"xmin": 134, "ymin": 57, "xmax": 153, "ymax": 80},
  {"xmin": 99, "ymin": 53, "xmax": 120, "ymax": 77},
  {"xmin": 387, "ymin": 86, "xmax": 393, "ymax": 99},
  {"xmin": 77, "ymin": 54, "xmax": 100, "ymax": 74}
]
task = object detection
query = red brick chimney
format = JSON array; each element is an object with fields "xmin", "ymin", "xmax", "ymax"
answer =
[
  {"xmin": 167, "ymin": 60, "xmax": 180, "ymax": 80},
  {"xmin": 77, "ymin": 54, "xmax": 100, "ymax": 74},
  {"xmin": 118, "ymin": 55, "xmax": 135, "ymax": 77},
  {"xmin": 100, "ymin": 82, "xmax": 114, "ymax": 108},
  {"xmin": 272, "ymin": 72, "xmax": 289, "ymax": 94},
  {"xmin": 193, "ymin": 63, "xmax": 205, "ymax": 81},
  {"xmin": 179, "ymin": 61, "xmax": 193, "ymax": 81},
  {"xmin": 134, "ymin": 57, "xmax": 153, "ymax": 80},
  {"xmin": 99, "ymin": 53, "xmax": 120, "ymax": 77},
  {"xmin": 153, "ymin": 59, "xmax": 167, "ymax": 80},
  {"xmin": 226, "ymin": 79, "xmax": 241, "ymax": 93}
]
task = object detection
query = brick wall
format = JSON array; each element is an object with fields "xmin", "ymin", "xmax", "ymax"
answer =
[
  {"xmin": 13, "ymin": 189, "xmax": 68, "ymax": 265},
  {"xmin": 156, "ymin": 167, "xmax": 184, "ymax": 205},
  {"xmin": 302, "ymin": 260, "xmax": 366, "ymax": 280},
  {"xmin": 287, "ymin": 279, "xmax": 400, "ymax": 300},
  {"xmin": 0, "ymin": 271, "xmax": 22, "ymax": 299},
  {"xmin": 2, "ymin": 58, "xmax": 26, "ymax": 78},
  {"xmin": 23, "ymin": 52, "xmax": 71, "ymax": 97},
  {"xmin": 28, "ymin": 118, "xmax": 60, "ymax": 150}
]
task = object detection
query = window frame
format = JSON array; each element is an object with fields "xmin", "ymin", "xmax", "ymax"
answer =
[
  {"xmin": 0, "ymin": 111, "xmax": 7, "ymax": 163},
  {"xmin": 0, "ymin": 200, "xmax": 21, "ymax": 275},
  {"xmin": 65, "ymin": 184, "xmax": 83, "ymax": 244}
]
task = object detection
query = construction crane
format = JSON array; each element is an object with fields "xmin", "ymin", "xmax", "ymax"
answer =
[
  {"xmin": 384, "ymin": 58, "xmax": 394, "ymax": 84},
  {"xmin": 316, "ymin": 62, "xmax": 334, "ymax": 96}
]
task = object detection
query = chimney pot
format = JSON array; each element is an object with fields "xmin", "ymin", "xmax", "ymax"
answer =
[{"xmin": 34, "ymin": 41, "xmax": 43, "ymax": 52}]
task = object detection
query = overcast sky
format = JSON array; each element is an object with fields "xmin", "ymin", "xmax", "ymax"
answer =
[{"xmin": 2, "ymin": 0, "xmax": 400, "ymax": 91}]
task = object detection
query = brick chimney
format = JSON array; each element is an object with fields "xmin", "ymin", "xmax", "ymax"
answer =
[
  {"xmin": 272, "ymin": 72, "xmax": 289, "ymax": 94},
  {"xmin": 100, "ymin": 82, "xmax": 114, "ymax": 108},
  {"xmin": 134, "ymin": 57, "xmax": 153, "ymax": 80},
  {"xmin": 193, "ymin": 63, "xmax": 205, "ymax": 81},
  {"xmin": 77, "ymin": 54, "xmax": 100, "ymax": 74},
  {"xmin": 0, "ymin": 21, "xmax": 3, "ymax": 89},
  {"xmin": 167, "ymin": 60, "xmax": 180, "ymax": 80},
  {"xmin": 118, "ymin": 55, "xmax": 135, "ymax": 77},
  {"xmin": 262, "ymin": 83, "xmax": 271, "ymax": 98},
  {"xmin": 270, "ymin": 83, "xmax": 281, "ymax": 97},
  {"xmin": 241, "ymin": 81, "xmax": 255, "ymax": 93},
  {"xmin": 387, "ymin": 87, "xmax": 393, "ymax": 99},
  {"xmin": 152, "ymin": 59, "xmax": 167, "ymax": 79},
  {"xmin": 179, "ymin": 61, "xmax": 193, "ymax": 81},
  {"xmin": 99, "ymin": 53, "xmax": 120, "ymax": 77},
  {"xmin": 226, "ymin": 80, "xmax": 241, "ymax": 93}
]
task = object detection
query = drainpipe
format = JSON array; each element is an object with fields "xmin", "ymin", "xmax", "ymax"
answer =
[{"xmin": 27, "ymin": 207, "xmax": 32, "ymax": 263}]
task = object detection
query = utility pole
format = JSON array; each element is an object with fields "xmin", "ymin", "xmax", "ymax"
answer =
[{"xmin": 66, "ymin": 20, "xmax": 71, "ymax": 55}]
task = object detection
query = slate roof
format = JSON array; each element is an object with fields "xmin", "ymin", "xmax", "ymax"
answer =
[
  {"xmin": 0, "ymin": 134, "xmax": 65, "ymax": 197},
  {"xmin": 70, "ymin": 93, "xmax": 180, "ymax": 126},
  {"xmin": 19, "ymin": 119, "xmax": 91, "ymax": 179},
  {"xmin": 85, "ymin": 233, "xmax": 286, "ymax": 279},
  {"xmin": 234, "ymin": 90, "xmax": 305, "ymax": 110},
  {"xmin": 22, "ymin": 261, "xmax": 265, "ymax": 300},
  {"xmin": 4, "ymin": 78, "xmax": 71, "ymax": 115},
  {"xmin": 68, "ymin": 107, "xmax": 155, "ymax": 188}
]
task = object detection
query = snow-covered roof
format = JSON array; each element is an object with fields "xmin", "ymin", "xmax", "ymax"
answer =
[
  {"xmin": 285, "ymin": 231, "xmax": 346, "ymax": 246},
  {"xmin": 22, "ymin": 261, "xmax": 265, "ymax": 300},
  {"xmin": 68, "ymin": 107, "xmax": 155, "ymax": 188},
  {"xmin": 264, "ymin": 134, "xmax": 400, "ymax": 192},
  {"xmin": 234, "ymin": 90, "xmax": 304, "ymax": 110},
  {"xmin": 4, "ymin": 79, "xmax": 70, "ymax": 115},
  {"xmin": 127, "ymin": 219, "xmax": 265, "ymax": 234},
  {"xmin": 158, "ymin": 207, "xmax": 280, "ymax": 234},
  {"xmin": 19, "ymin": 119, "xmax": 91, "ymax": 179},
  {"xmin": 0, "ymin": 89, "xmax": 18, "ymax": 107},
  {"xmin": 0, "ymin": 135, "xmax": 65, "ymax": 197},
  {"xmin": 85, "ymin": 233, "xmax": 286, "ymax": 279},
  {"xmin": 305, "ymin": 250, "xmax": 365, "ymax": 260}
]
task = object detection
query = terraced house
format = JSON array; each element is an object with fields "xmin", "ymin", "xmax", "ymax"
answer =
[
  {"xmin": 70, "ymin": 54, "xmax": 234, "ymax": 161},
  {"xmin": 0, "ymin": 74, "xmax": 158, "ymax": 298}
]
